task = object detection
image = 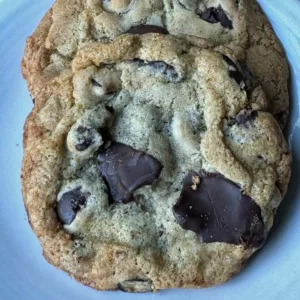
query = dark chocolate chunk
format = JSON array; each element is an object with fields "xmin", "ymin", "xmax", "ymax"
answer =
[
  {"xmin": 126, "ymin": 24, "xmax": 169, "ymax": 35},
  {"xmin": 98, "ymin": 142, "xmax": 163, "ymax": 204},
  {"xmin": 222, "ymin": 54, "xmax": 237, "ymax": 68},
  {"xmin": 75, "ymin": 126, "xmax": 94, "ymax": 151},
  {"xmin": 76, "ymin": 141, "xmax": 92, "ymax": 152},
  {"xmin": 173, "ymin": 171, "xmax": 265, "ymax": 247},
  {"xmin": 222, "ymin": 55, "xmax": 245, "ymax": 89},
  {"xmin": 236, "ymin": 110, "xmax": 258, "ymax": 126},
  {"xmin": 76, "ymin": 141, "xmax": 92, "ymax": 151},
  {"xmin": 239, "ymin": 62, "xmax": 259, "ymax": 92},
  {"xmin": 76, "ymin": 126, "xmax": 87, "ymax": 134},
  {"xmin": 148, "ymin": 61, "xmax": 178, "ymax": 81},
  {"xmin": 198, "ymin": 6, "xmax": 233, "ymax": 29},
  {"xmin": 57, "ymin": 187, "xmax": 88, "ymax": 225},
  {"xmin": 227, "ymin": 117, "xmax": 237, "ymax": 127},
  {"xmin": 229, "ymin": 69, "xmax": 245, "ymax": 89},
  {"xmin": 222, "ymin": 55, "xmax": 258, "ymax": 93},
  {"xmin": 105, "ymin": 105, "xmax": 115, "ymax": 114},
  {"xmin": 99, "ymin": 127, "xmax": 112, "ymax": 143},
  {"xmin": 133, "ymin": 59, "xmax": 179, "ymax": 82}
]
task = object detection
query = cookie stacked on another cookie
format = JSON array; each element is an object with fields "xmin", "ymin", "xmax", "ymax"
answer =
[
  {"xmin": 22, "ymin": 0, "xmax": 289, "ymax": 125},
  {"xmin": 22, "ymin": 0, "xmax": 291, "ymax": 292}
]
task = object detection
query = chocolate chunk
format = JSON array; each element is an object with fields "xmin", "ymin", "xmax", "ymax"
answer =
[
  {"xmin": 173, "ymin": 171, "xmax": 265, "ymax": 247},
  {"xmin": 76, "ymin": 126, "xmax": 87, "ymax": 134},
  {"xmin": 149, "ymin": 61, "xmax": 178, "ymax": 81},
  {"xmin": 229, "ymin": 69, "xmax": 245, "ymax": 89},
  {"xmin": 57, "ymin": 187, "xmax": 88, "ymax": 225},
  {"xmin": 75, "ymin": 126, "xmax": 94, "ymax": 151},
  {"xmin": 198, "ymin": 6, "xmax": 233, "ymax": 29},
  {"xmin": 105, "ymin": 105, "xmax": 115, "ymax": 114},
  {"xmin": 75, "ymin": 141, "xmax": 92, "ymax": 152},
  {"xmin": 222, "ymin": 55, "xmax": 245, "ymax": 89},
  {"xmin": 239, "ymin": 63, "xmax": 259, "ymax": 92},
  {"xmin": 222, "ymin": 54, "xmax": 237, "ymax": 68},
  {"xmin": 126, "ymin": 25, "xmax": 169, "ymax": 35},
  {"xmin": 133, "ymin": 59, "xmax": 179, "ymax": 82},
  {"xmin": 236, "ymin": 110, "xmax": 258, "ymax": 126},
  {"xmin": 98, "ymin": 142, "xmax": 163, "ymax": 203},
  {"xmin": 99, "ymin": 127, "xmax": 112, "ymax": 143},
  {"xmin": 222, "ymin": 55, "xmax": 258, "ymax": 93}
]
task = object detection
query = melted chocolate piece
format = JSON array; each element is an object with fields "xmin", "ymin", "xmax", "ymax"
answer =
[
  {"xmin": 99, "ymin": 127, "xmax": 113, "ymax": 143},
  {"xmin": 98, "ymin": 143, "xmax": 163, "ymax": 203},
  {"xmin": 75, "ymin": 141, "xmax": 92, "ymax": 151},
  {"xmin": 173, "ymin": 171, "xmax": 265, "ymax": 247},
  {"xmin": 222, "ymin": 54, "xmax": 236, "ymax": 67},
  {"xmin": 239, "ymin": 62, "xmax": 259, "ymax": 92},
  {"xmin": 75, "ymin": 126, "xmax": 94, "ymax": 151},
  {"xmin": 148, "ymin": 61, "xmax": 178, "ymax": 81},
  {"xmin": 105, "ymin": 105, "xmax": 115, "ymax": 114},
  {"xmin": 222, "ymin": 55, "xmax": 258, "ymax": 93},
  {"xmin": 236, "ymin": 110, "xmax": 258, "ymax": 126},
  {"xmin": 126, "ymin": 25, "xmax": 169, "ymax": 35},
  {"xmin": 57, "ymin": 187, "xmax": 88, "ymax": 225},
  {"xmin": 222, "ymin": 55, "xmax": 245, "ymax": 89},
  {"xmin": 229, "ymin": 69, "xmax": 245, "ymax": 88},
  {"xmin": 198, "ymin": 6, "xmax": 233, "ymax": 29},
  {"xmin": 133, "ymin": 59, "xmax": 179, "ymax": 82}
]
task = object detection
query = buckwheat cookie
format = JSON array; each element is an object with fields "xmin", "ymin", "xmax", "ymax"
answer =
[
  {"xmin": 22, "ymin": 34, "xmax": 292, "ymax": 292},
  {"xmin": 22, "ymin": 0, "xmax": 289, "ymax": 126}
]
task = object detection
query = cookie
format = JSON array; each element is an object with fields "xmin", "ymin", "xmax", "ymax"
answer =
[
  {"xmin": 22, "ymin": 34, "xmax": 291, "ymax": 291},
  {"xmin": 22, "ymin": 0, "xmax": 289, "ymax": 126}
]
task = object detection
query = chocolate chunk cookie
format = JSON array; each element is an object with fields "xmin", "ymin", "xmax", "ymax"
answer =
[
  {"xmin": 22, "ymin": 34, "xmax": 291, "ymax": 292},
  {"xmin": 22, "ymin": 0, "xmax": 289, "ymax": 126}
]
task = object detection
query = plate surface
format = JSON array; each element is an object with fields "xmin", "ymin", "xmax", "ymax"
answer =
[{"xmin": 0, "ymin": 0, "xmax": 299, "ymax": 299}]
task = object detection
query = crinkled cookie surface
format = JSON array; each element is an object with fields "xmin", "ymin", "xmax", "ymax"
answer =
[
  {"xmin": 22, "ymin": 33, "xmax": 291, "ymax": 292},
  {"xmin": 22, "ymin": 0, "xmax": 289, "ymax": 126}
]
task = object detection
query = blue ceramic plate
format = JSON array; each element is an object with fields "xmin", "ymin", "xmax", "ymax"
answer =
[{"xmin": 0, "ymin": 0, "xmax": 299, "ymax": 299}]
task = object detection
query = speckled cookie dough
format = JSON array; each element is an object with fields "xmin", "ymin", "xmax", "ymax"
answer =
[
  {"xmin": 22, "ymin": 34, "xmax": 291, "ymax": 292},
  {"xmin": 22, "ymin": 0, "xmax": 289, "ymax": 126}
]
